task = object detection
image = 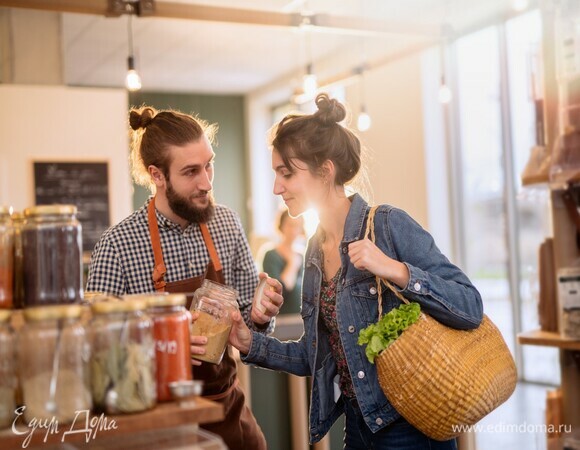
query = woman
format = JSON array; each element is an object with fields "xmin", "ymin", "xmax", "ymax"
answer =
[
  {"xmin": 261, "ymin": 210, "xmax": 305, "ymax": 315},
  {"xmin": 230, "ymin": 93, "xmax": 483, "ymax": 449}
]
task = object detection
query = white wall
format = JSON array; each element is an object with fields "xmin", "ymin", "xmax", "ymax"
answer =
[
  {"xmin": 0, "ymin": 84, "xmax": 132, "ymax": 223},
  {"xmin": 345, "ymin": 53, "xmax": 429, "ymax": 229}
]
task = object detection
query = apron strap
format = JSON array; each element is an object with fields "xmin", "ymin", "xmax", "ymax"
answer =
[
  {"xmin": 148, "ymin": 197, "xmax": 167, "ymax": 292},
  {"xmin": 199, "ymin": 222, "xmax": 223, "ymax": 273},
  {"xmin": 148, "ymin": 196, "xmax": 224, "ymax": 291}
]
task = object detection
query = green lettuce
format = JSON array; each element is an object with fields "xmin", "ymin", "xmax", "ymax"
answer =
[{"xmin": 358, "ymin": 302, "xmax": 421, "ymax": 363}]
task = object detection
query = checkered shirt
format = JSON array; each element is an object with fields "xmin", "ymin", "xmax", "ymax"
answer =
[{"xmin": 87, "ymin": 197, "xmax": 273, "ymax": 333}]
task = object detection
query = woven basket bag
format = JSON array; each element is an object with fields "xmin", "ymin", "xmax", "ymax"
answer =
[{"xmin": 365, "ymin": 206, "xmax": 517, "ymax": 441}]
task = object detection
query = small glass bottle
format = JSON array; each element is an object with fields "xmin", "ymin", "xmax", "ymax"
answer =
[
  {"xmin": 90, "ymin": 297, "xmax": 156, "ymax": 414},
  {"xmin": 11, "ymin": 212, "xmax": 24, "ymax": 309},
  {"xmin": 0, "ymin": 310, "xmax": 16, "ymax": 429},
  {"xmin": 19, "ymin": 304, "xmax": 92, "ymax": 424},
  {"xmin": 146, "ymin": 294, "xmax": 193, "ymax": 401},
  {"xmin": 0, "ymin": 207, "xmax": 14, "ymax": 309},
  {"xmin": 21, "ymin": 205, "xmax": 83, "ymax": 307},
  {"xmin": 190, "ymin": 280, "xmax": 239, "ymax": 365}
]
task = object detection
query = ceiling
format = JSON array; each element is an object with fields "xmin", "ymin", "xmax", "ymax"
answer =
[{"xmin": 32, "ymin": 0, "xmax": 539, "ymax": 94}]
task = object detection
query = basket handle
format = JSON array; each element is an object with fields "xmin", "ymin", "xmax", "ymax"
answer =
[{"xmin": 364, "ymin": 206, "xmax": 410, "ymax": 320}]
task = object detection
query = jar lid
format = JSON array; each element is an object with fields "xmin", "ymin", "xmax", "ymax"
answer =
[
  {"xmin": 91, "ymin": 298, "xmax": 147, "ymax": 314},
  {"xmin": 83, "ymin": 291, "xmax": 110, "ymax": 303},
  {"xmin": 24, "ymin": 304, "xmax": 83, "ymax": 321},
  {"xmin": 11, "ymin": 211, "xmax": 24, "ymax": 221},
  {"xmin": 0, "ymin": 310, "xmax": 12, "ymax": 322},
  {"xmin": 147, "ymin": 293, "xmax": 187, "ymax": 308},
  {"xmin": 24, "ymin": 204, "xmax": 77, "ymax": 217},
  {"xmin": 0, "ymin": 206, "xmax": 11, "ymax": 218}
]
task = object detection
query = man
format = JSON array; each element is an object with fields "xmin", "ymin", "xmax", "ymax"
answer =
[{"xmin": 87, "ymin": 106, "xmax": 283, "ymax": 450}]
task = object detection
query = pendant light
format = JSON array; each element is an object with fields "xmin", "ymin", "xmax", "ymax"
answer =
[
  {"xmin": 302, "ymin": 30, "xmax": 317, "ymax": 99},
  {"xmin": 125, "ymin": 7, "xmax": 142, "ymax": 92}
]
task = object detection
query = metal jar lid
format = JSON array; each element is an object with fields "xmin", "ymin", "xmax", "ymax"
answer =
[
  {"xmin": 24, "ymin": 204, "xmax": 77, "ymax": 217},
  {"xmin": 91, "ymin": 298, "xmax": 148, "ymax": 315},
  {"xmin": 0, "ymin": 310, "xmax": 12, "ymax": 323},
  {"xmin": 23, "ymin": 304, "xmax": 83, "ymax": 321},
  {"xmin": 0, "ymin": 206, "xmax": 12, "ymax": 219},
  {"xmin": 146, "ymin": 293, "xmax": 187, "ymax": 308}
]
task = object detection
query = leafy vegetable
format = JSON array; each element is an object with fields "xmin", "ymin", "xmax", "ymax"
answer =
[{"xmin": 358, "ymin": 302, "xmax": 421, "ymax": 363}]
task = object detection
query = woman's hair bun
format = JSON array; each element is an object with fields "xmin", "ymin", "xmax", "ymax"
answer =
[
  {"xmin": 314, "ymin": 93, "xmax": 346, "ymax": 125},
  {"xmin": 129, "ymin": 107, "xmax": 155, "ymax": 130}
]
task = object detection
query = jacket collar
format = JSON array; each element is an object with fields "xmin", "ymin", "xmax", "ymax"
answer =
[{"xmin": 306, "ymin": 193, "xmax": 370, "ymax": 267}]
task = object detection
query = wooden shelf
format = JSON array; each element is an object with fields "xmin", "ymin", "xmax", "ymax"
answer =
[
  {"xmin": 518, "ymin": 329, "xmax": 580, "ymax": 350},
  {"xmin": 0, "ymin": 397, "xmax": 223, "ymax": 448}
]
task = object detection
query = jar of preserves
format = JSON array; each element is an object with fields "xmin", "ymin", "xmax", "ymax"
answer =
[
  {"xmin": 190, "ymin": 280, "xmax": 239, "ymax": 365},
  {"xmin": 146, "ymin": 294, "xmax": 192, "ymax": 401},
  {"xmin": 19, "ymin": 305, "xmax": 91, "ymax": 424},
  {"xmin": 0, "ymin": 310, "xmax": 16, "ymax": 429},
  {"xmin": 0, "ymin": 207, "xmax": 13, "ymax": 309},
  {"xmin": 11, "ymin": 212, "xmax": 24, "ymax": 309},
  {"xmin": 22, "ymin": 205, "xmax": 82, "ymax": 307},
  {"xmin": 90, "ymin": 297, "xmax": 156, "ymax": 414}
]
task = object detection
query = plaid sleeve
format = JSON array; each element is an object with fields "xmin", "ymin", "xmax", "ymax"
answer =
[
  {"xmin": 86, "ymin": 235, "xmax": 127, "ymax": 295},
  {"xmin": 231, "ymin": 214, "xmax": 275, "ymax": 335}
]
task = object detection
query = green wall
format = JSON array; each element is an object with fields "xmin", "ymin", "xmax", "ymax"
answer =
[{"xmin": 128, "ymin": 91, "xmax": 248, "ymax": 229}]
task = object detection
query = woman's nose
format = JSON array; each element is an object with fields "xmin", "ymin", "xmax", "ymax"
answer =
[{"xmin": 273, "ymin": 178, "xmax": 284, "ymax": 195}]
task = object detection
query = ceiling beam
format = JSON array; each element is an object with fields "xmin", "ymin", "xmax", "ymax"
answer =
[{"xmin": 0, "ymin": 0, "xmax": 441, "ymax": 38}]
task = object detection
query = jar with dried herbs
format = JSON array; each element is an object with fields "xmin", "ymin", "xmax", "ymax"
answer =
[
  {"xmin": 90, "ymin": 297, "xmax": 156, "ymax": 414},
  {"xmin": 0, "ymin": 207, "xmax": 14, "ymax": 309},
  {"xmin": 11, "ymin": 212, "xmax": 24, "ymax": 309},
  {"xmin": 22, "ymin": 205, "xmax": 82, "ymax": 307},
  {"xmin": 190, "ymin": 280, "xmax": 239, "ymax": 365},
  {"xmin": 19, "ymin": 304, "xmax": 92, "ymax": 424},
  {"xmin": 146, "ymin": 293, "xmax": 192, "ymax": 401},
  {"xmin": 0, "ymin": 310, "xmax": 16, "ymax": 429}
]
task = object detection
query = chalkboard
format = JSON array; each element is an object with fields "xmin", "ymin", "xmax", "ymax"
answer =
[{"xmin": 33, "ymin": 161, "xmax": 110, "ymax": 253}]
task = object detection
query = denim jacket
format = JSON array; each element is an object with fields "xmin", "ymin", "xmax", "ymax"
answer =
[{"xmin": 242, "ymin": 194, "xmax": 483, "ymax": 443}]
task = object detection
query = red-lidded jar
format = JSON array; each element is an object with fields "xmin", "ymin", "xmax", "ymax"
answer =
[{"xmin": 146, "ymin": 294, "xmax": 192, "ymax": 402}]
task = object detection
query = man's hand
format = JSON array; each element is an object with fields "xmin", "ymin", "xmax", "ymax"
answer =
[
  {"xmin": 189, "ymin": 311, "xmax": 207, "ymax": 367},
  {"xmin": 251, "ymin": 273, "xmax": 284, "ymax": 325}
]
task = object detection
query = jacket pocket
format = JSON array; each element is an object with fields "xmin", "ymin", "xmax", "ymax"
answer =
[{"xmin": 350, "ymin": 275, "xmax": 398, "ymax": 324}]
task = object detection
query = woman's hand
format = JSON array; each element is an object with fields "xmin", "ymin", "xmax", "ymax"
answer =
[
  {"xmin": 348, "ymin": 238, "xmax": 410, "ymax": 288},
  {"xmin": 229, "ymin": 310, "xmax": 253, "ymax": 355},
  {"xmin": 251, "ymin": 273, "xmax": 284, "ymax": 325},
  {"xmin": 189, "ymin": 311, "xmax": 206, "ymax": 367}
]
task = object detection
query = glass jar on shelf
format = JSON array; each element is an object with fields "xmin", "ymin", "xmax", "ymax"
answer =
[
  {"xmin": 190, "ymin": 280, "xmax": 239, "ymax": 365},
  {"xmin": 11, "ymin": 211, "xmax": 24, "ymax": 309},
  {"xmin": 21, "ymin": 205, "xmax": 83, "ymax": 307},
  {"xmin": 0, "ymin": 310, "xmax": 16, "ymax": 429},
  {"xmin": 90, "ymin": 297, "xmax": 156, "ymax": 414},
  {"xmin": 146, "ymin": 293, "xmax": 192, "ymax": 401},
  {"xmin": 0, "ymin": 207, "xmax": 13, "ymax": 309},
  {"xmin": 19, "ymin": 304, "xmax": 91, "ymax": 424}
]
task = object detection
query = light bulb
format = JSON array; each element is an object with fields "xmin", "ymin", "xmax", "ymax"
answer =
[
  {"xmin": 302, "ymin": 73, "xmax": 317, "ymax": 99},
  {"xmin": 438, "ymin": 84, "xmax": 452, "ymax": 104},
  {"xmin": 511, "ymin": 0, "xmax": 529, "ymax": 11},
  {"xmin": 126, "ymin": 69, "xmax": 142, "ymax": 91},
  {"xmin": 357, "ymin": 111, "xmax": 371, "ymax": 131}
]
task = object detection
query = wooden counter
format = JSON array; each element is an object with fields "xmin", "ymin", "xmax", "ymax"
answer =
[{"xmin": 0, "ymin": 397, "xmax": 223, "ymax": 448}]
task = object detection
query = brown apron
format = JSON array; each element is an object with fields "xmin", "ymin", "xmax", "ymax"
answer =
[{"xmin": 148, "ymin": 198, "xmax": 266, "ymax": 450}]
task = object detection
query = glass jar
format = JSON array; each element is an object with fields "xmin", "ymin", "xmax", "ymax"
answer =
[
  {"xmin": 0, "ymin": 310, "xmax": 16, "ymax": 429},
  {"xmin": 11, "ymin": 212, "xmax": 24, "ymax": 309},
  {"xmin": 19, "ymin": 305, "xmax": 91, "ymax": 424},
  {"xmin": 22, "ymin": 205, "xmax": 83, "ymax": 307},
  {"xmin": 90, "ymin": 297, "xmax": 156, "ymax": 414},
  {"xmin": 0, "ymin": 207, "xmax": 14, "ymax": 309},
  {"xmin": 190, "ymin": 280, "xmax": 239, "ymax": 365},
  {"xmin": 146, "ymin": 294, "xmax": 192, "ymax": 402}
]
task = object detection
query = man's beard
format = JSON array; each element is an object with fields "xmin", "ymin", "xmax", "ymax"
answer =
[{"xmin": 166, "ymin": 181, "xmax": 215, "ymax": 224}]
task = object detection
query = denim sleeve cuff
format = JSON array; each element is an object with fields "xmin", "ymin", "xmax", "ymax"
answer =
[
  {"xmin": 240, "ymin": 330, "xmax": 266, "ymax": 364},
  {"xmin": 398, "ymin": 263, "xmax": 430, "ymax": 295}
]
